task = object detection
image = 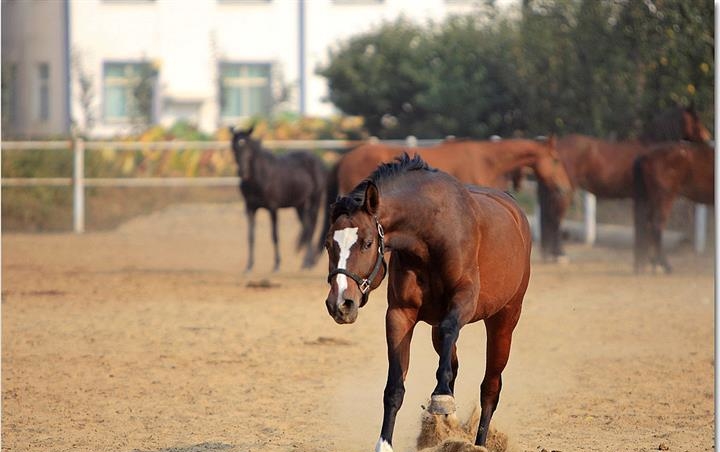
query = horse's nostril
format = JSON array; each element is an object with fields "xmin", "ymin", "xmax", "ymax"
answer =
[{"xmin": 342, "ymin": 299, "xmax": 354, "ymax": 310}]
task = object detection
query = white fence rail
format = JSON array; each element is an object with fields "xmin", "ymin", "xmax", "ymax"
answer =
[
  {"xmin": 2, "ymin": 137, "xmax": 708, "ymax": 253},
  {"xmin": 1, "ymin": 136, "xmax": 440, "ymax": 233}
]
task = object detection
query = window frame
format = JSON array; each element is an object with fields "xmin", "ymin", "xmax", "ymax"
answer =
[
  {"xmin": 36, "ymin": 62, "xmax": 50, "ymax": 122},
  {"xmin": 218, "ymin": 61, "xmax": 273, "ymax": 121},
  {"xmin": 102, "ymin": 60, "xmax": 157, "ymax": 124}
]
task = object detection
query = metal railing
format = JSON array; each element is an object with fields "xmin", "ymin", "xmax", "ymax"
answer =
[{"xmin": 1, "ymin": 136, "xmax": 440, "ymax": 233}]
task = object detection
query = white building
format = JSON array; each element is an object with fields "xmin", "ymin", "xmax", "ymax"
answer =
[{"xmin": 2, "ymin": 0, "xmax": 508, "ymax": 138}]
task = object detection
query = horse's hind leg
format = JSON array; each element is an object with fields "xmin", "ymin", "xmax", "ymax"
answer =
[
  {"xmin": 475, "ymin": 296, "xmax": 522, "ymax": 446},
  {"xmin": 294, "ymin": 205, "xmax": 308, "ymax": 252},
  {"xmin": 296, "ymin": 203, "xmax": 316, "ymax": 269},
  {"xmin": 650, "ymin": 194, "xmax": 674, "ymax": 274},
  {"xmin": 245, "ymin": 208, "xmax": 256, "ymax": 272},
  {"xmin": 270, "ymin": 209, "xmax": 280, "ymax": 272}
]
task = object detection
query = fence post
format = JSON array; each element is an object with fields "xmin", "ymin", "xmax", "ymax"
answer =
[
  {"xmin": 583, "ymin": 191, "xmax": 596, "ymax": 245},
  {"xmin": 694, "ymin": 204, "xmax": 707, "ymax": 254},
  {"xmin": 405, "ymin": 135, "xmax": 417, "ymax": 147},
  {"xmin": 73, "ymin": 137, "xmax": 85, "ymax": 233}
]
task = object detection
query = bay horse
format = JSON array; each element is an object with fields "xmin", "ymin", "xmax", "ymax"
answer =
[
  {"xmin": 633, "ymin": 141, "xmax": 714, "ymax": 273},
  {"xmin": 539, "ymin": 105, "xmax": 712, "ymax": 259},
  {"xmin": 323, "ymin": 154, "xmax": 531, "ymax": 451},
  {"xmin": 318, "ymin": 136, "xmax": 570, "ymax": 255},
  {"xmin": 230, "ymin": 125, "xmax": 327, "ymax": 271}
]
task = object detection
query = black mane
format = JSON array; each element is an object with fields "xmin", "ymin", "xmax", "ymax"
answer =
[
  {"xmin": 641, "ymin": 105, "xmax": 690, "ymax": 142},
  {"xmin": 331, "ymin": 153, "xmax": 436, "ymax": 221}
]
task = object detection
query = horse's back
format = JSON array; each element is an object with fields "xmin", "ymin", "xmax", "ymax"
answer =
[
  {"xmin": 643, "ymin": 142, "xmax": 715, "ymax": 205},
  {"xmin": 421, "ymin": 141, "xmax": 509, "ymax": 189},
  {"xmin": 337, "ymin": 143, "xmax": 403, "ymax": 194},
  {"xmin": 558, "ymin": 134, "xmax": 647, "ymax": 197},
  {"xmin": 243, "ymin": 150, "xmax": 326, "ymax": 209}
]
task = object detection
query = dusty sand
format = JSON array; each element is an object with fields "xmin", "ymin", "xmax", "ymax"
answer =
[{"xmin": 2, "ymin": 203, "xmax": 715, "ymax": 452}]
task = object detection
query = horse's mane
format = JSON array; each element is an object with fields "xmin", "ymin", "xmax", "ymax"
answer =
[
  {"xmin": 331, "ymin": 153, "xmax": 436, "ymax": 220},
  {"xmin": 641, "ymin": 105, "xmax": 688, "ymax": 142}
]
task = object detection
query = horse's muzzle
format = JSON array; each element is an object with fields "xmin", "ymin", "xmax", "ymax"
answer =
[{"xmin": 325, "ymin": 296, "xmax": 358, "ymax": 324}]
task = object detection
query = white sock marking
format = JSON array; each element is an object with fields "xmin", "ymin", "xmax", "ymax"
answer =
[
  {"xmin": 333, "ymin": 227, "xmax": 358, "ymax": 307},
  {"xmin": 375, "ymin": 437, "xmax": 393, "ymax": 452}
]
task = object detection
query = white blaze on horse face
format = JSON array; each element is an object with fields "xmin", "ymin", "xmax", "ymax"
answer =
[{"xmin": 333, "ymin": 227, "xmax": 358, "ymax": 307}]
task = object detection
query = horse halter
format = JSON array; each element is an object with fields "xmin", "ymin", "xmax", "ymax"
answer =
[{"xmin": 327, "ymin": 216, "xmax": 387, "ymax": 303}]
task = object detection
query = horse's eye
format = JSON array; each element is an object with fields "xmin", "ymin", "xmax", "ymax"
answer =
[{"xmin": 363, "ymin": 239, "xmax": 373, "ymax": 250}]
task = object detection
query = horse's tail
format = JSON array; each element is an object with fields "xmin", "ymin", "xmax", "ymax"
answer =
[
  {"xmin": 297, "ymin": 153, "xmax": 327, "ymax": 254},
  {"xmin": 536, "ymin": 179, "xmax": 568, "ymax": 261},
  {"xmin": 632, "ymin": 155, "xmax": 651, "ymax": 272},
  {"xmin": 306, "ymin": 155, "xmax": 328, "ymax": 254},
  {"xmin": 317, "ymin": 159, "xmax": 340, "ymax": 256}
]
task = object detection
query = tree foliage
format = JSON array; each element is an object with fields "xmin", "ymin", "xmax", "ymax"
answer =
[{"xmin": 318, "ymin": 0, "xmax": 714, "ymax": 139}]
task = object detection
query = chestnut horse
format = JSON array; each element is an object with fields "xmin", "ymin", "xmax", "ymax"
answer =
[
  {"xmin": 230, "ymin": 126, "xmax": 327, "ymax": 271},
  {"xmin": 539, "ymin": 105, "xmax": 712, "ymax": 259},
  {"xmin": 323, "ymin": 154, "xmax": 531, "ymax": 451},
  {"xmin": 318, "ymin": 136, "xmax": 570, "ymax": 254},
  {"xmin": 633, "ymin": 141, "xmax": 714, "ymax": 273}
]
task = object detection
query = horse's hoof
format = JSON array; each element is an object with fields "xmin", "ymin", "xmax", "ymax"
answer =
[{"xmin": 428, "ymin": 394, "xmax": 456, "ymax": 415}]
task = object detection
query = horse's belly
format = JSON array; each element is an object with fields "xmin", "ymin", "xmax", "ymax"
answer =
[
  {"xmin": 471, "ymin": 195, "xmax": 531, "ymax": 320},
  {"xmin": 473, "ymin": 247, "xmax": 529, "ymax": 320}
]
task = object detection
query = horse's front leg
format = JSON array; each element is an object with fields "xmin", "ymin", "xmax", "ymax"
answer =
[
  {"xmin": 429, "ymin": 310, "xmax": 462, "ymax": 414},
  {"xmin": 377, "ymin": 308, "xmax": 416, "ymax": 452},
  {"xmin": 431, "ymin": 325, "xmax": 458, "ymax": 393}
]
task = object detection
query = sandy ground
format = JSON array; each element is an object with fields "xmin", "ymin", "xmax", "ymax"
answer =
[{"xmin": 2, "ymin": 203, "xmax": 715, "ymax": 452}]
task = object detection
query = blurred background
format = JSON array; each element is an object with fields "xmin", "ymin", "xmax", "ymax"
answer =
[{"xmin": 1, "ymin": 0, "xmax": 714, "ymax": 233}]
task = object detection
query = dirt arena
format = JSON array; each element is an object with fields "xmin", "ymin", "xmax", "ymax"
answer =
[{"xmin": 2, "ymin": 203, "xmax": 714, "ymax": 452}]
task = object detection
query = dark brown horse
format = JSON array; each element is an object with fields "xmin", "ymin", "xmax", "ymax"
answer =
[
  {"xmin": 323, "ymin": 154, "xmax": 531, "ymax": 451},
  {"xmin": 633, "ymin": 141, "xmax": 714, "ymax": 273},
  {"xmin": 319, "ymin": 136, "xmax": 570, "ymax": 254},
  {"xmin": 539, "ymin": 105, "xmax": 712, "ymax": 259},
  {"xmin": 230, "ymin": 125, "xmax": 327, "ymax": 271}
]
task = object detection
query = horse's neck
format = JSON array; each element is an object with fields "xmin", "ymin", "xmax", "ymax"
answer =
[
  {"xmin": 376, "ymin": 193, "xmax": 439, "ymax": 263},
  {"xmin": 246, "ymin": 148, "xmax": 274, "ymax": 180},
  {"xmin": 494, "ymin": 142, "xmax": 542, "ymax": 170}
]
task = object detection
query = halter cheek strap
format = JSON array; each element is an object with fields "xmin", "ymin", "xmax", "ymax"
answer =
[{"xmin": 327, "ymin": 217, "xmax": 387, "ymax": 299}]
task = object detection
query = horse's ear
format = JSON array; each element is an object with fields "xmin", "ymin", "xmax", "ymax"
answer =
[
  {"xmin": 228, "ymin": 125, "xmax": 236, "ymax": 135},
  {"xmin": 363, "ymin": 183, "xmax": 380, "ymax": 215},
  {"xmin": 247, "ymin": 124, "xmax": 255, "ymax": 136}
]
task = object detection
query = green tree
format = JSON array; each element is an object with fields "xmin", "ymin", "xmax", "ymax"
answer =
[
  {"xmin": 318, "ymin": 18, "xmax": 431, "ymax": 138},
  {"xmin": 320, "ymin": 1, "xmax": 714, "ymax": 139}
]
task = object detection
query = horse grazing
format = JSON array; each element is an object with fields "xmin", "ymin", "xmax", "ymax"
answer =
[
  {"xmin": 539, "ymin": 104, "xmax": 712, "ymax": 259},
  {"xmin": 318, "ymin": 136, "xmax": 570, "ymax": 255},
  {"xmin": 323, "ymin": 154, "xmax": 531, "ymax": 451},
  {"xmin": 230, "ymin": 125, "xmax": 327, "ymax": 271},
  {"xmin": 633, "ymin": 141, "xmax": 714, "ymax": 273}
]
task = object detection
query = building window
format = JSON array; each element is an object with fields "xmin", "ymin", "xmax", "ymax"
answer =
[
  {"xmin": 219, "ymin": 63, "xmax": 272, "ymax": 119},
  {"xmin": 36, "ymin": 63, "xmax": 50, "ymax": 121},
  {"xmin": 2, "ymin": 63, "xmax": 18, "ymax": 128},
  {"xmin": 333, "ymin": 0, "xmax": 384, "ymax": 4},
  {"xmin": 103, "ymin": 61, "xmax": 156, "ymax": 123}
]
